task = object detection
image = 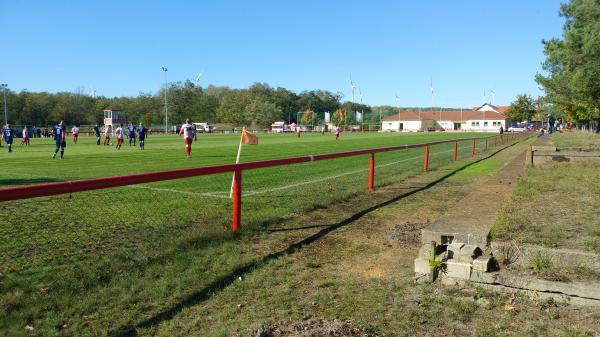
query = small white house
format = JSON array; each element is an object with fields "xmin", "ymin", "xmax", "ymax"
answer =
[
  {"xmin": 381, "ymin": 104, "xmax": 511, "ymax": 132},
  {"xmin": 270, "ymin": 121, "xmax": 288, "ymax": 132}
]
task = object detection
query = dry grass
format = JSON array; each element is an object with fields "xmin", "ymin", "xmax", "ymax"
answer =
[
  {"xmin": 553, "ymin": 131, "xmax": 600, "ymax": 150},
  {"xmin": 491, "ymin": 160, "xmax": 600, "ymax": 254}
]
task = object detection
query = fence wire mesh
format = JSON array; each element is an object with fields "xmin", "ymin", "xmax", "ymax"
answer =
[{"xmin": 0, "ymin": 132, "xmax": 526, "ymax": 335}]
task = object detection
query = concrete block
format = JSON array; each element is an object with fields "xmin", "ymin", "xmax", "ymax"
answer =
[
  {"xmin": 445, "ymin": 261, "xmax": 472, "ymax": 280},
  {"xmin": 472, "ymin": 257, "xmax": 492, "ymax": 272},
  {"xmin": 417, "ymin": 244, "xmax": 432, "ymax": 260},
  {"xmin": 456, "ymin": 244, "xmax": 482, "ymax": 263},
  {"xmin": 531, "ymin": 145, "xmax": 557, "ymax": 152},
  {"xmin": 414, "ymin": 258, "xmax": 430, "ymax": 275},
  {"xmin": 447, "ymin": 242, "xmax": 465, "ymax": 260}
]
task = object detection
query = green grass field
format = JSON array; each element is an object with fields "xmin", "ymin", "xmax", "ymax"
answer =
[{"xmin": 0, "ymin": 131, "xmax": 496, "ymax": 336}]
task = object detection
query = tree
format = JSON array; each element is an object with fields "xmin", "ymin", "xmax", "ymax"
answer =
[
  {"xmin": 297, "ymin": 90, "xmax": 341, "ymax": 115},
  {"xmin": 216, "ymin": 90, "xmax": 251, "ymax": 125},
  {"xmin": 272, "ymin": 87, "xmax": 299, "ymax": 123},
  {"xmin": 536, "ymin": 0, "xmax": 600, "ymax": 126},
  {"xmin": 506, "ymin": 94, "xmax": 537, "ymax": 123},
  {"xmin": 300, "ymin": 109, "xmax": 316, "ymax": 125},
  {"xmin": 244, "ymin": 98, "xmax": 281, "ymax": 128},
  {"xmin": 331, "ymin": 108, "xmax": 346, "ymax": 127}
]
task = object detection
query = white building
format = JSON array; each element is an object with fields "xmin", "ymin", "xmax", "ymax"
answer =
[{"xmin": 381, "ymin": 104, "xmax": 512, "ymax": 132}]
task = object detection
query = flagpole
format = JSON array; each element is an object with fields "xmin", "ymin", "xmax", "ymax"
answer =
[{"xmin": 230, "ymin": 128, "xmax": 245, "ymax": 198}]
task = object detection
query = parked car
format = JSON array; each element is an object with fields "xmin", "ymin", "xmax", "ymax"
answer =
[{"xmin": 507, "ymin": 126, "xmax": 525, "ymax": 132}]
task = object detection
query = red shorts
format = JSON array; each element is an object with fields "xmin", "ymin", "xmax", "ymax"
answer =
[{"xmin": 184, "ymin": 138, "xmax": 193, "ymax": 146}]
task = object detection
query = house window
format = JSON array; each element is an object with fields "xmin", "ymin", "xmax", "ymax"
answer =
[
  {"xmin": 388, "ymin": 123, "xmax": 392, "ymax": 126},
  {"xmin": 475, "ymin": 122, "xmax": 480, "ymax": 126},
  {"xmin": 484, "ymin": 122, "xmax": 488, "ymax": 127},
  {"xmin": 471, "ymin": 122, "xmax": 476, "ymax": 127}
]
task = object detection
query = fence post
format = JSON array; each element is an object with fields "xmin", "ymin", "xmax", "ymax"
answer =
[
  {"xmin": 232, "ymin": 170, "xmax": 242, "ymax": 232},
  {"xmin": 485, "ymin": 137, "xmax": 489, "ymax": 151},
  {"xmin": 530, "ymin": 145, "xmax": 534, "ymax": 166},
  {"xmin": 494, "ymin": 136, "xmax": 497, "ymax": 148},
  {"xmin": 453, "ymin": 141, "xmax": 458, "ymax": 161},
  {"xmin": 471, "ymin": 139, "xmax": 476, "ymax": 157},
  {"xmin": 368, "ymin": 153, "xmax": 375, "ymax": 190},
  {"xmin": 423, "ymin": 145, "xmax": 429, "ymax": 171}
]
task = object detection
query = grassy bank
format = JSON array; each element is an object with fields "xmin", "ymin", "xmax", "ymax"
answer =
[{"xmin": 553, "ymin": 131, "xmax": 600, "ymax": 150}]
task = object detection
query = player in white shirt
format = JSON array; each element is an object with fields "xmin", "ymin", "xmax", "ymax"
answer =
[
  {"xmin": 115, "ymin": 124, "xmax": 124, "ymax": 150},
  {"xmin": 103, "ymin": 125, "xmax": 111, "ymax": 146},
  {"xmin": 21, "ymin": 126, "xmax": 30, "ymax": 146},
  {"xmin": 71, "ymin": 125, "xmax": 80, "ymax": 144},
  {"xmin": 179, "ymin": 118, "xmax": 195, "ymax": 159}
]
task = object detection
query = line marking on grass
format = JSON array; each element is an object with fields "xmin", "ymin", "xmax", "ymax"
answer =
[
  {"xmin": 132, "ymin": 185, "xmax": 230, "ymax": 198},
  {"xmin": 2, "ymin": 147, "xmax": 464, "ymax": 199}
]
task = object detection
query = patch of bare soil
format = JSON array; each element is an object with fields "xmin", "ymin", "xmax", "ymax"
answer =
[
  {"xmin": 387, "ymin": 221, "xmax": 430, "ymax": 244},
  {"xmin": 232, "ymin": 319, "xmax": 378, "ymax": 337}
]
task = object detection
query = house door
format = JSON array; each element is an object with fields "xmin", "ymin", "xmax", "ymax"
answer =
[
  {"xmin": 399, "ymin": 123, "xmax": 403, "ymax": 131},
  {"xmin": 453, "ymin": 123, "xmax": 461, "ymax": 130}
]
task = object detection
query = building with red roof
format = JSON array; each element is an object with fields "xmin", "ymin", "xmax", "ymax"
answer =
[{"xmin": 381, "ymin": 103, "xmax": 512, "ymax": 132}]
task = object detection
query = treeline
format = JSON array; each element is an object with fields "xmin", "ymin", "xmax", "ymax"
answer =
[
  {"xmin": 536, "ymin": 0, "xmax": 600, "ymax": 126},
  {"xmin": 2, "ymin": 82, "xmax": 378, "ymax": 128}
]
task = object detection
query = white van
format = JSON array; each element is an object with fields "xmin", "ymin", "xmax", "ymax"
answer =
[{"xmin": 193, "ymin": 122, "xmax": 214, "ymax": 133}]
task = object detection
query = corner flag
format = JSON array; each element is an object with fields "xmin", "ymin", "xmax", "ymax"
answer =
[
  {"xmin": 241, "ymin": 128, "xmax": 258, "ymax": 145},
  {"xmin": 230, "ymin": 127, "xmax": 259, "ymax": 198}
]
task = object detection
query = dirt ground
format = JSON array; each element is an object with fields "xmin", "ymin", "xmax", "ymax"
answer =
[{"xmin": 234, "ymin": 319, "xmax": 378, "ymax": 337}]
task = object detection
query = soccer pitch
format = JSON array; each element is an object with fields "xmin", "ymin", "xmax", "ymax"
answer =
[
  {"xmin": 1, "ymin": 131, "xmax": 487, "ymax": 183},
  {"xmin": 0, "ymin": 131, "xmax": 491, "ymax": 335}
]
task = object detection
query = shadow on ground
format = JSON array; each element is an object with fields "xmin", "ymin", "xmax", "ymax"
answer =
[
  {"xmin": 0, "ymin": 177, "xmax": 63, "ymax": 186},
  {"xmin": 109, "ymin": 142, "xmax": 518, "ymax": 337}
]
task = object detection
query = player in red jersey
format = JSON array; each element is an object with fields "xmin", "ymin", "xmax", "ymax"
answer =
[
  {"xmin": 71, "ymin": 125, "xmax": 79, "ymax": 144},
  {"xmin": 115, "ymin": 124, "xmax": 124, "ymax": 150},
  {"xmin": 179, "ymin": 119, "xmax": 195, "ymax": 159},
  {"xmin": 103, "ymin": 125, "xmax": 111, "ymax": 145}
]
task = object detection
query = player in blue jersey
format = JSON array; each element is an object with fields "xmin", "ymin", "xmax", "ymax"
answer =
[
  {"xmin": 3, "ymin": 124, "xmax": 15, "ymax": 152},
  {"xmin": 127, "ymin": 123, "xmax": 136, "ymax": 146},
  {"xmin": 52, "ymin": 121, "xmax": 66, "ymax": 159},
  {"xmin": 137, "ymin": 122, "xmax": 148, "ymax": 150},
  {"xmin": 93, "ymin": 124, "xmax": 101, "ymax": 145}
]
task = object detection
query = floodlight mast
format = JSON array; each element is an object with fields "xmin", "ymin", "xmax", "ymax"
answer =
[
  {"xmin": 350, "ymin": 74, "xmax": 356, "ymax": 103},
  {"xmin": 161, "ymin": 67, "xmax": 168, "ymax": 134},
  {"xmin": 1, "ymin": 84, "xmax": 7, "ymax": 125}
]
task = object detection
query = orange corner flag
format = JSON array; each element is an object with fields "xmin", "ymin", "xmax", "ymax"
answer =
[{"xmin": 241, "ymin": 128, "xmax": 258, "ymax": 145}]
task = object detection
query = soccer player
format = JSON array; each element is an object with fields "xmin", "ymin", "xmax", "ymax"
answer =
[
  {"xmin": 3, "ymin": 124, "xmax": 15, "ymax": 152},
  {"xmin": 296, "ymin": 126, "xmax": 301, "ymax": 138},
  {"xmin": 127, "ymin": 122, "xmax": 136, "ymax": 146},
  {"xmin": 21, "ymin": 126, "xmax": 30, "ymax": 146},
  {"xmin": 335, "ymin": 126, "xmax": 340, "ymax": 140},
  {"xmin": 71, "ymin": 125, "xmax": 79, "ymax": 144},
  {"xmin": 103, "ymin": 125, "xmax": 111, "ymax": 146},
  {"xmin": 137, "ymin": 122, "xmax": 148, "ymax": 150},
  {"xmin": 179, "ymin": 118, "xmax": 194, "ymax": 159},
  {"xmin": 115, "ymin": 124, "xmax": 124, "ymax": 150},
  {"xmin": 52, "ymin": 121, "xmax": 66, "ymax": 159},
  {"xmin": 93, "ymin": 124, "xmax": 101, "ymax": 145}
]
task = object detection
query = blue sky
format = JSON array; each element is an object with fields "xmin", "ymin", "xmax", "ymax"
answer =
[{"xmin": 1, "ymin": 0, "xmax": 564, "ymax": 107}]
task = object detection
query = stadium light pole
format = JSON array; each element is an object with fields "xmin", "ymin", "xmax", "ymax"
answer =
[
  {"xmin": 1, "ymin": 84, "xmax": 7, "ymax": 125},
  {"xmin": 161, "ymin": 67, "xmax": 168, "ymax": 133}
]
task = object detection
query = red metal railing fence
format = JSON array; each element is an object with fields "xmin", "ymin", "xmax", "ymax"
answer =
[{"xmin": 0, "ymin": 132, "xmax": 531, "ymax": 232}]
